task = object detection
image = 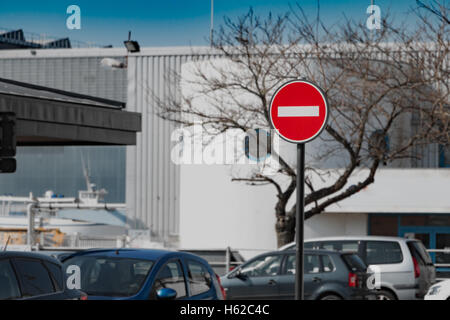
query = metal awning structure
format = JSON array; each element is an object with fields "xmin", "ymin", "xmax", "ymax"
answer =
[{"xmin": 0, "ymin": 77, "xmax": 141, "ymax": 146}]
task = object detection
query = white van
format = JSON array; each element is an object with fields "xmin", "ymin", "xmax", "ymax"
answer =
[{"xmin": 280, "ymin": 236, "xmax": 436, "ymax": 300}]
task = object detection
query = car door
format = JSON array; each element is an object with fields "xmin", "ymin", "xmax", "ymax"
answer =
[
  {"xmin": 225, "ymin": 253, "xmax": 283, "ymax": 299},
  {"xmin": 149, "ymin": 259, "xmax": 188, "ymax": 300},
  {"xmin": 185, "ymin": 259, "xmax": 217, "ymax": 300},
  {"xmin": 276, "ymin": 253, "xmax": 322, "ymax": 300},
  {"xmin": 407, "ymin": 241, "xmax": 436, "ymax": 297},
  {"xmin": 277, "ymin": 253, "xmax": 295, "ymax": 299}
]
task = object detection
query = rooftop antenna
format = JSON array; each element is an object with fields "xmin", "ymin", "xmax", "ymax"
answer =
[{"xmin": 3, "ymin": 235, "xmax": 11, "ymax": 251}]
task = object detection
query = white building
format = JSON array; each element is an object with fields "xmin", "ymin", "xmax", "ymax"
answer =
[{"xmin": 0, "ymin": 46, "xmax": 449, "ymax": 262}]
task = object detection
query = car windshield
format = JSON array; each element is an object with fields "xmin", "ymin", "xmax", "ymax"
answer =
[{"xmin": 63, "ymin": 256, "xmax": 154, "ymax": 297}]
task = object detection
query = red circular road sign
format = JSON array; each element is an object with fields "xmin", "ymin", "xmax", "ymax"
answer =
[{"xmin": 269, "ymin": 80, "xmax": 328, "ymax": 143}]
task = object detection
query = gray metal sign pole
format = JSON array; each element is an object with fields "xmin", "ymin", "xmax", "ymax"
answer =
[{"xmin": 295, "ymin": 143, "xmax": 305, "ymax": 300}]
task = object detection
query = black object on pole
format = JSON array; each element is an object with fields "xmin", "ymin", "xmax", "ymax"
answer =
[
  {"xmin": 295, "ymin": 143, "xmax": 305, "ymax": 300},
  {"xmin": 0, "ymin": 112, "xmax": 16, "ymax": 158},
  {"xmin": 0, "ymin": 158, "xmax": 16, "ymax": 173}
]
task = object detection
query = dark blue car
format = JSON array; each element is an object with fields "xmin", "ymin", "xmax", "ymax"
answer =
[
  {"xmin": 61, "ymin": 248, "xmax": 226, "ymax": 300},
  {"xmin": 0, "ymin": 251, "xmax": 86, "ymax": 300}
]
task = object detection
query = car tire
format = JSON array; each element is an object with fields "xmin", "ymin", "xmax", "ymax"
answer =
[
  {"xmin": 320, "ymin": 294, "xmax": 342, "ymax": 300},
  {"xmin": 376, "ymin": 290, "xmax": 396, "ymax": 300}
]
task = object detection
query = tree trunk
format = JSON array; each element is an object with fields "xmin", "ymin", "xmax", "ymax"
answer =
[{"xmin": 275, "ymin": 214, "xmax": 295, "ymax": 248}]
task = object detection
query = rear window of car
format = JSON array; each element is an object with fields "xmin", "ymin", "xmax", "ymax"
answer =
[
  {"xmin": 0, "ymin": 259, "xmax": 21, "ymax": 300},
  {"xmin": 63, "ymin": 256, "xmax": 154, "ymax": 297},
  {"xmin": 342, "ymin": 253, "xmax": 367, "ymax": 272},
  {"xmin": 407, "ymin": 241, "xmax": 433, "ymax": 265},
  {"xmin": 365, "ymin": 241, "xmax": 403, "ymax": 264},
  {"xmin": 14, "ymin": 259, "xmax": 55, "ymax": 297}
]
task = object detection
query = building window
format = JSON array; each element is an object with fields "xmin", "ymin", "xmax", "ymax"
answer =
[
  {"xmin": 439, "ymin": 144, "xmax": 450, "ymax": 168},
  {"xmin": 369, "ymin": 215, "xmax": 398, "ymax": 236}
]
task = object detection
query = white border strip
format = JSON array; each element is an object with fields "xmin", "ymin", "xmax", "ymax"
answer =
[{"xmin": 278, "ymin": 106, "xmax": 319, "ymax": 117}]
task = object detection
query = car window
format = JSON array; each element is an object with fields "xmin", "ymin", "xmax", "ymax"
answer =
[
  {"xmin": 320, "ymin": 241, "xmax": 359, "ymax": 252},
  {"xmin": 150, "ymin": 260, "xmax": 187, "ymax": 299},
  {"xmin": 187, "ymin": 260, "xmax": 212, "ymax": 296},
  {"xmin": 240, "ymin": 254, "xmax": 283, "ymax": 277},
  {"xmin": 283, "ymin": 254, "xmax": 322, "ymax": 274},
  {"xmin": 365, "ymin": 241, "xmax": 403, "ymax": 264},
  {"xmin": 63, "ymin": 256, "xmax": 153, "ymax": 297},
  {"xmin": 284, "ymin": 255, "xmax": 296, "ymax": 275},
  {"xmin": 407, "ymin": 241, "xmax": 433, "ymax": 265},
  {"xmin": 14, "ymin": 259, "xmax": 55, "ymax": 297},
  {"xmin": 305, "ymin": 255, "xmax": 321, "ymax": 274},
  {"xmin": 44, "ymin": 261, "xmax": 63, "ymax": 291},
  {"xmin": 342, "ymin": 253, "xmax": 367, "ymax": 272},
  {"xmin": 304, "ymin": 242, "xmax": 316, "ymax": 249},
  {"xmin": 0, "ymin": 259, "xmax": 21, "ymax": 300},
  {"xmin": 321, "ymin": 255, "xmax": 335, "ymax": 272}
]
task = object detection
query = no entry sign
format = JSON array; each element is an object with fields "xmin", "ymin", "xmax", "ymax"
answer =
[
  {"xmin": 269, "ymin": 80, "xmax": 328, "ymax": 143},
  {"xmin": 268, "ymin": 79, "xmax": 328, "ymax": 301}
]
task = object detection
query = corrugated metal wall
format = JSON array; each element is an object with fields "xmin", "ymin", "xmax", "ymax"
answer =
[
  {"xmin": 0, "ymin": 56, "xmax": 127, "ymax": 102},
  {"xmin": 127, "ymin": 54, "xmax": 196, "ymax": 244},
  {"xmin": 0, "ymin": 53, "xmax": 128, "ymax": 203}
]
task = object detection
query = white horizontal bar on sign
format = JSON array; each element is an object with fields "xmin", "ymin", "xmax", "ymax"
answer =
[{"xmin": 278, "ymin": 106, "xmax": 320, "ymax": 117}]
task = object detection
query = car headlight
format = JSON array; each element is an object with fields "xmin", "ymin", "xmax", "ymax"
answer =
[{"xmin": 428, "ymin": 285, "xmax": 441, "ymax": 296}]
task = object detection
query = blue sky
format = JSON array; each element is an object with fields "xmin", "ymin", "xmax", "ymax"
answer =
[{"xmin": 0, "ymin": 1, "xmax": 420, "ymax": 47}]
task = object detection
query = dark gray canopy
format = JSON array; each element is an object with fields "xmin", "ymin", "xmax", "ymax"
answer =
[{"xmin": 0, "ymin": 77, "xmax": 141, "ymax": 146}]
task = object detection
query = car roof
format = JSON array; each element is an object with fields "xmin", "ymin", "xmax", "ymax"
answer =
[
  {"xmin": 282, "ymin": 235, "xmax": 411, "ymax": 246},
  {"xmin": 0, "ymin": 251, "xmax": 62, "ymax": 265},
  {"xmin": 60, "ymin": 248, "xmax": 209, "ymax": 265},
  {"xmin": 284, "ymin": 249, "xmax": 343, "ymax": 255},
  {"xmin": 305, "ymin": 236, "xmax": 410, "ymax": 242}
]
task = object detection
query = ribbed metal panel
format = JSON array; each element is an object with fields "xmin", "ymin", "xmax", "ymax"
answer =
[
  {"xmin": 0, "ymin": 56, "xmax": 127, "ymax": 102},
  {"xmin": 0, "ymin": 53, "xmax": 128, "ymax": 203},
  {"xmin": 127, "ymin": 54, "xmax": 196, "ymax": 244}
]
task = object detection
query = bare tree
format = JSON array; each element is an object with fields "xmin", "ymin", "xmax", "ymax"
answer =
[
  {"xmin": 416, "ymin": 0, "xmax": 449, "ymax": 24},
  {"xmin": 155, "ymin": 7, "xmax": 449, "ymax": 247}
]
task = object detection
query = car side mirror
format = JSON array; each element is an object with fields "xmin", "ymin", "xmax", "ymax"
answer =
[
  {"xmin": 156, "ymin": 288, "xmax": 177, "ymax": 300},
  {"xmin": 235, "ymin": 269, "xmax": 248, "ymax": 280}
]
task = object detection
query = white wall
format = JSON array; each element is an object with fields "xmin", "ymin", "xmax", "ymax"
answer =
[
  {"xmin": 179, "ymin": 163, "xmax": 369, "ymax": 259},
  {"xmin": 179, "ymin": 165, "xmax": 278, "ymax": 255},
  {"xmin": 305, "ymin": 212, "xmax": 368, "ymax": 239},
  {"xmin": 179, "ymin": 165, "xmax": 449, "ymax": 258}
]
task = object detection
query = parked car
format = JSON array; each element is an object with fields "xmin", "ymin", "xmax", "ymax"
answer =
[
  {"xmin": 60, "ymin": 248, "xmax": 226, "ymax": 300},
  {"xmin": 425, "ymin": 280, "xmax": 450, "ymax": 300},
  {"xmin": 0, "ymin": 251, "xmax": 86, "ymax": 300},
  {"xmin": 280, "ymin": 236, "xmax": 436, "ymax": 300},
  {"xmin": 220, "ymin": 249, "xmax": 374, "ymax": 300}
]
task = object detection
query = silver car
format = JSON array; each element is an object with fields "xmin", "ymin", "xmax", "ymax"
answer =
[{"xmin": 280, "ymin": 236, "xmax": 436, "ymax": 300}]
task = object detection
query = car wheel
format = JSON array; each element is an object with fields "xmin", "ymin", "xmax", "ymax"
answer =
[
  {"xmin": 320, "ymin": 294, "xmax": 342, "ymax": 300},
  {"xmin": 376, "ymin": 290, "xmax": 396, "ymax": 300}
]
